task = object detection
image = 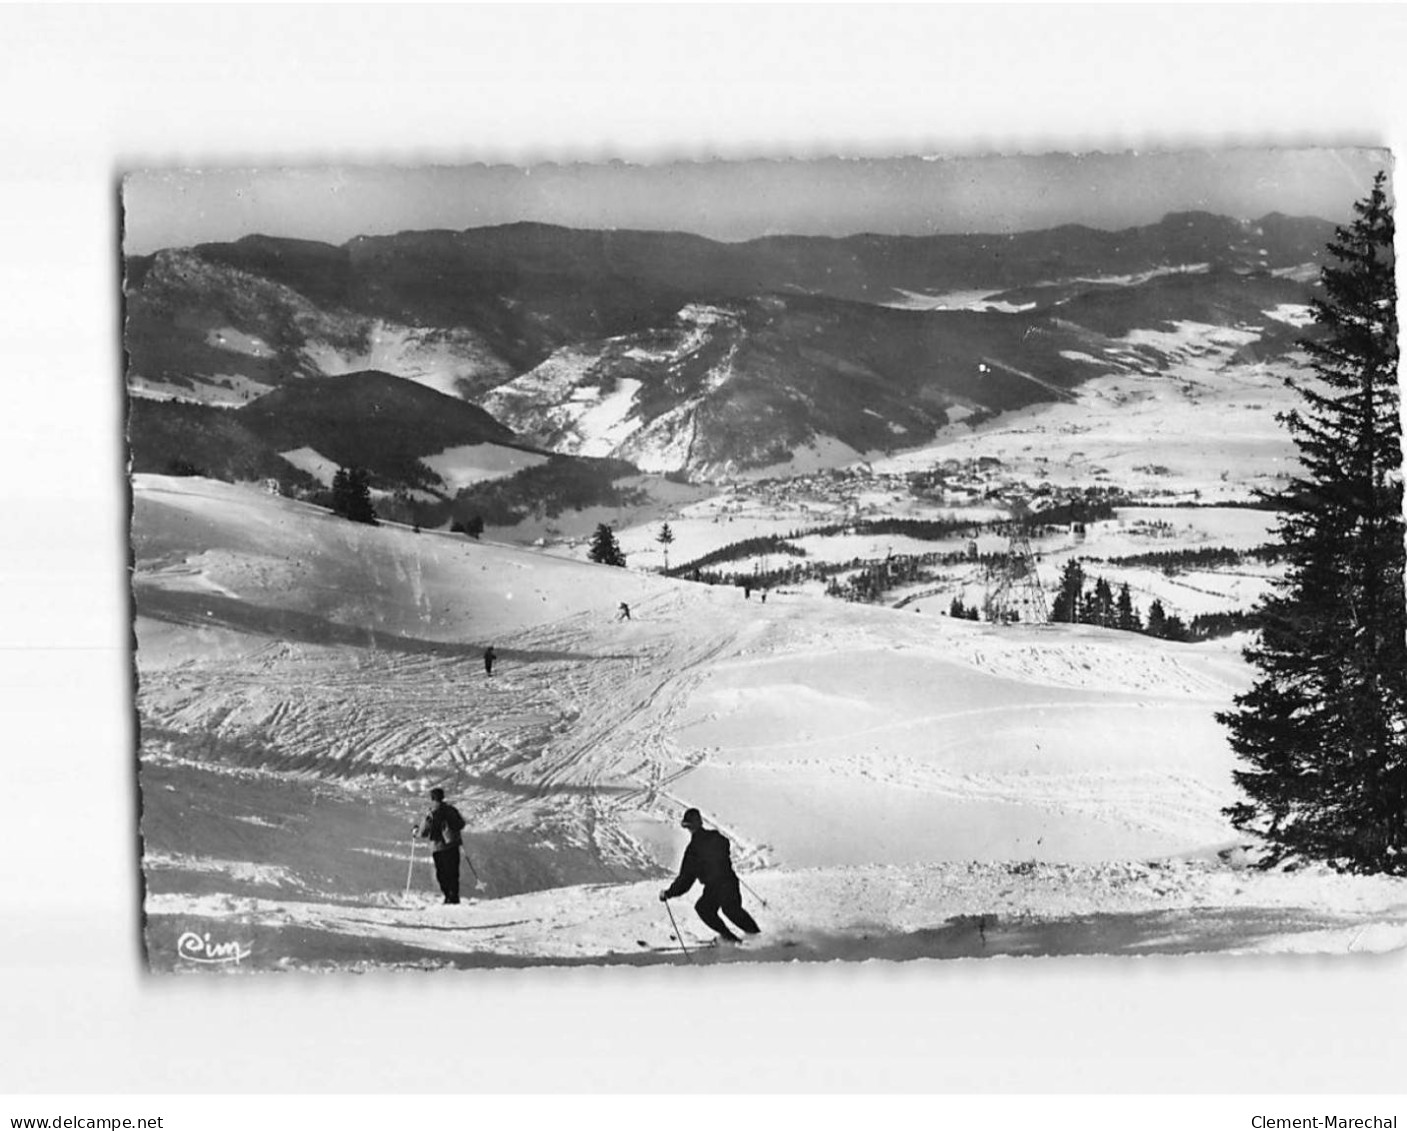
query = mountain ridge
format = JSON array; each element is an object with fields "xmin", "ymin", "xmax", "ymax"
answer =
[{"xmin": 124, "ymin": 209, "xmax": 1330, "ymax": 484}]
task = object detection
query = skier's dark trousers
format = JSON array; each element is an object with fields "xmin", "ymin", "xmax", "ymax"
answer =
[
  {"xmin": 659, "ymin": 808, "xmax": 760, "ymax": 943},
  {"xmin": 417, "ymin": 787, "xmax": 466, "ymax": 904}
]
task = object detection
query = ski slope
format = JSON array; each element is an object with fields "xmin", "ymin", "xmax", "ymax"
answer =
[{"xmin": 131, "ymin": 475, "xmax": 1407, "ymax": 969}]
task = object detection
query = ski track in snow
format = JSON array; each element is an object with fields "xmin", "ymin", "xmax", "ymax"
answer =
[{"xmin": 143, "ymin": 862, "xmax": 1407, "ymax": 970}]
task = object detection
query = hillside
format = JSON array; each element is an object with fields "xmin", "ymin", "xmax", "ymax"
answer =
[
  {"xmin": 131, "ymin": 475, "xmax": 1407, "ymax": 969},
  {"xmin": 237, "ymin": 369, "xmax": 521, "ymax": 485},
  {"xmin": 128, "ymin": 369, "xmax": 657, "ymax": 528},
  {"xmin": 124, "ymin": 212, "xmax": 1329, "ymax": 479},
  {"xmin": 483, "ymin": 296, "xmax": 1105, "ymax": 475}
]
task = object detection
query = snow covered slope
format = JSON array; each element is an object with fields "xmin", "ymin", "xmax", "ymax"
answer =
[
  {"xmin": 131, "ymin": 475, "xmax": 1407, "ymax": 968},
  {"xmin": 144, "ymin": 860, "xmax": 1407, "ymax": 971}
]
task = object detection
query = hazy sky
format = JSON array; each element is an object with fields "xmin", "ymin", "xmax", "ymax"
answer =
[{"xmin": 122, "ymin": 148, "xmax": 1392, "ymax": 254}]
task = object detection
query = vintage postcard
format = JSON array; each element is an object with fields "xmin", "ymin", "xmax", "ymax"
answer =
[{"xmin": 123, "ymin": 150, "xmax": 1406, "ymax": 972}]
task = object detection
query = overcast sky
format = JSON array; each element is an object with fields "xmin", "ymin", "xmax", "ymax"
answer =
[{"xmin": 122, "ymin": 148, "xmax": 1391, "ymax": 255}]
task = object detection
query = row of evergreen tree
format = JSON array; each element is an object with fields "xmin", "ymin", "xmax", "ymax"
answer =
[
  {"xmin": 1048, "ymin": 559, "xmax": 1193, "ymax": 639},
  {"xmin": 1093, "ymin": 543, "xmax": 1288, "ymax": 571}
]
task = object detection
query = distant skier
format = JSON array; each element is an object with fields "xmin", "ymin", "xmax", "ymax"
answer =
[
  {"xmin": 416, "ymin": 787, "xmax": 466, "ymax": 904},
  {"xmin": 618, "ymin": 602, "xmax": 631, "ymax": 621},
  {"xmin": 659, "ymin": 808, "xmax": 760, "ymax": 945},
  {"xmin": 483, "ymin": 645, "xmax": 496, "ymax": 677}
]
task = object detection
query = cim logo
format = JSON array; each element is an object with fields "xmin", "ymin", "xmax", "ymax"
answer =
[{"xmin": 177, "ymin": 930, "xmax": 252, "ymax": 967}]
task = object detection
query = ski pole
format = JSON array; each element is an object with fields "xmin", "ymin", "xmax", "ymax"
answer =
[
  {"xmin": 662, "ymin": 900, "xmax": 693, "ymax": 963},
  {"xmin": 403, "ymin": 837, "xmax": 417, "ymax": 899},
  {"xmin": 738, "ymin": 875, "xmax": 770, "ymax": 909},
  {"xmin": 460, "ymin": 845, "xmax": 488, "ymax": 890}
]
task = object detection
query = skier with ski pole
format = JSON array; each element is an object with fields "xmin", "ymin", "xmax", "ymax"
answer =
[
  {"xmin": 414, "ymin": 787, "xmax": 467, "ymax": 904},
  {"xmin": 659, "ymin": 807, "xmax": 761, "ymax": 946}
]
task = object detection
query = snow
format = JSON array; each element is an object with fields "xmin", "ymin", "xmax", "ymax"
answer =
[
  {"xmin": 727, "ymin": 435, "xmax": 873, "ymax": 481},
  {"xmin": 1120, "ymin": 320, "xmax": 1261, "ymax": 353},
  {"xmin": 420, "ymin": 442, "xmax": 550, "ymax": 492},
  {"xmin": 883, "ymin": 287, "xmax": 1005, "ymax": 311},
  {"xmin": 1263, "ymin": 303, "xmax": 1317, "ymax": 328},
  {"xmin": 617, "ymin": 401, "xmax": 699, "ymax": 473},
  {"xmin": 570, "ymin": 377, "xmax": 644, "ymax": 456},
  {"xmin": 142, "ymin": 858, "xmax": 1407, "ymax": 969},
  {"xmin": 673, "ymin": 302, "xmax": 737, "ymax": 354},
  {"xmin": 483, "ymin": 354, "xmax": 652, "ymax": 458},
  {"xmin": 278, "ymin": 446, "xmax": 340, "ymax": 486},
  {"xmin": 482, "ymin": 306, "xmax": 749, "ymax": 474},
  {"xmin": 300, "ymin": 319, "xmax": 507, "ymax": 399},
  {"xmin": 1066, "ymin": 263, "xmax": 1211, "ymax": 287},
  {"xmin": 128, "ymin": 373, "xmax": 275, "ymax": 406},
  {"xmin": 132, "ymin": 475, "xmax": 1407, "ymax": 971},
  {"xmin": 870, "ymin": 323, "xmax": 1307, "ymax": 502},
  {"xmin": 146, "ymin": 851, "xmax": 302, "ymax": 889},
  {"xmin": 207, "ymin": 326, "xmax": 273, "ymax": 358},
  {"xmin": 881, "ymin": 266, "xmax": 1213, "ymax": 312}
]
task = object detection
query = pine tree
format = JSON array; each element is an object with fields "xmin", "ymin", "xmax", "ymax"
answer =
[
  {"xmin": 588, "ymin": 523, "xmax": 627, "ymax": 567},
  {"xmin": 1116, "ymin": 583, "xmax": 1141, "ymax": 632},
  {"xmin": 1146, "ymin": 599, "xmax": 1168, "ymax": 639},
  {"xmin": 331, "ymin": 467, "xmax": 349, "ymax": 514},
  {"xmin": 331, "ymin": 466, "xmax": 378, "ymax": 525},
  {"xmin": 1051, "ymin": 559, "xmax": 1085, "ymax": 622},
  {"xmin": 656, "ymin": 522, "xmax": 675, "ymax": 572},
  {"xmin": 1092, "ymin": 577, "xmax": 1115, "ymax": 628},
  {"xmin": 1217, "ymin": 172, "xmax": 1405, "ymax": 874},
  {"xmin": 1077, "ymin": 579, "xmax": 1105, "ymax": 625}
]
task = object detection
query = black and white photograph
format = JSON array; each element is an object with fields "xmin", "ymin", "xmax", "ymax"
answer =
[
  {"xmin": 123, "ymin": 148, "xmax": 1406, "ymax": 972},
  {"xmin": 5, "ymin": 3, "xmax": 1407, "ymax": 1109}
]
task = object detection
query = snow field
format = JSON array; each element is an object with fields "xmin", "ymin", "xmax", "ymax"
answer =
[
  {"xmin": 131, "ymin": 475, "xmax": 1407, "ymax": 967},
  {"xmin": 299, "ymin": 319, "xmax": 508, "ymax": 399},
  {"xmin": 142, "ymin": 856, "xmax": 1407, "ymax": 969}
]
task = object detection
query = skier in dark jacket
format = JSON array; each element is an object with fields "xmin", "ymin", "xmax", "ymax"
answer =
[
  {"xmin": 416, "ymin": 787, "xmax": 466, "ymax": 904},
  {"xmin": 659, "ymin": 808, "xmax": 760, "ymax": 943},
  {"xmin": 483, "ymin": 646, "xmax": 496, "ymax": 676}
]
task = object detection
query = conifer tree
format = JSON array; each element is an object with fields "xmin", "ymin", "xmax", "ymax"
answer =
[
  {"xmin": 1051, "ymin": 559, "xmax": 1085, "ymax": 623},
  {"xmin": 588, "ymin": 523, "xmax": 627, "ymax": 567},
  {"xmin": 1116, "ymin": 583, "xmax": 1141, "ymax": 632},
  {"xmin": 1092, "ymin": 577, "xmax": 1115, "ymax": 628},
  {"xmin": 331, "ymin": 466, "xmax": 378, "ymax": 525},
  {"xmin": 656, "ymin": 522, "xmax": 676, "ymax": 571},
  {"xmin": 1217, "ymin": 173, "xmax": 1405, "ymax": 874}
]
